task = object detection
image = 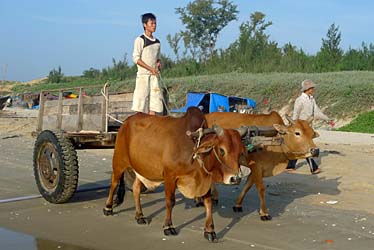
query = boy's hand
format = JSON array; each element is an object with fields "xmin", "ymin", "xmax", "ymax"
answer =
[
  {"xmin": 327, "ymin": 120, "xmax": 335, "ymax": 128},
  {"xmin": 150, "ymin": 68, "xmax": 159, "ymax": 77},
  {"xmin": 156, "ymin": 61, "xmax": 162, "ymax": 71}
]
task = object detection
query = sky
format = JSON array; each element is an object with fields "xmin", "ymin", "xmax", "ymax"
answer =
[{"xmin": 1, "ymin": 0, "xmax": 374, "ymax": 82}]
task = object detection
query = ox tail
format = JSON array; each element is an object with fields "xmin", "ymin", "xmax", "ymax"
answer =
[{"xmin": 114, "ymin": 172, "xmax": 126, "ymax": 207}]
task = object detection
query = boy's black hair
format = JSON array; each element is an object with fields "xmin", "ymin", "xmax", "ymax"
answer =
[{"xmin": 141, "ymin": 13, "xmax": 156, "ymax": 25}]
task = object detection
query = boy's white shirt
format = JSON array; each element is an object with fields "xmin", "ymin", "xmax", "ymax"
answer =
[{"xmin": 132, "ymin": 33, "xmax": 160, "ymax": 76}]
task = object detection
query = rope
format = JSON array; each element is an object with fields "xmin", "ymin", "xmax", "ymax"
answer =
[
  {"xmin": 158, "ymin": 73, "xmax": 183, "ymax": 115},
  {"xmin": 158, "ymin": 74, "xmax": 172, "ymax": 115},
  {"xmin": 107, "ymin": 114, "xmax": 124, "ymax": 124},
  {"xmin": 196, "ymin": 128, "xmax": 204, "ymax": 148},
  {"xmin": 100, "ymin": 82, "xmax": 124, "ymax": 125},
  {"xmin": 212, "ymin": 147, "xmax": 239, "ymax": 175},
  {"xmin": 193, "ymin": 145, "xmax": 241, "ymax": 176},
  {"xmin": 195, "ymin": 156, "xmax": 212, "ymax": 175}
]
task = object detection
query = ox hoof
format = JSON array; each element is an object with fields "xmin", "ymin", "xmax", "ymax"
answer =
[
  {"xmin": 204, "ymin": 231, "xmax": 218, "ymax": 243},
  {"xmin": 103, "ymin": 207, "xmax": 113, "ymax": 216},
  {"xmin": 212, "ymin": 199, "xmax": 219, "ymax": 207},
  {"xmin": 260, "ymin": 215, "xmax": 272, "ymax": 221},
  {"xmin": 136, "ymin": 217, "xmax": 148, "ymax": 225},
  {"xmin": 163, "ymin": 226, "xmax": 178, "ymax": 236},
  {"xmin": 232, "ymin": 206, "xmax": 243, "ymax": 213},
  {"xmin": 195, "ymin": 201, "xmax": 204, "ymax": 207}
]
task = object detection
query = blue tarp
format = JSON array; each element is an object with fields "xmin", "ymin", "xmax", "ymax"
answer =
[
  {"xmin": 172, "ymin": 92, "xmax": 205, "ymax": 113},
  {"xmin": 172, "ymin": 92, "xmax": 256, "ymax": 113},
  {"xmin": 209, "ymin": 93, "xmax": 229, "ymax": 112}
]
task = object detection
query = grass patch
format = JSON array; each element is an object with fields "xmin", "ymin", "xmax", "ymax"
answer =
[
  {"xmin": 9, "ymin": 71, "xmax": 374, "ymax": 120},
  {"xmin": 162, "ymin": 71, "xmax": 374, "ymax": 118},
  {"xmin": 11, "ymin": 77, "xmax": 135, "ymax": 96},
  {"xmin": 338, "ymin": 111, "xmax": 374, "ymax": 133}
]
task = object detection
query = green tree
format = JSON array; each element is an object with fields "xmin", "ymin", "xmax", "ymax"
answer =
[
  {"xmin": 83, "ymin": 67, "xmax": 101, "ymax": 78},
  {"xmin": 48, "ymin": 66, "xmax": 64, "ymax": 83},
  {"xmin": 361, "ymin": 42, "xmax": 374, "ymax": 70},
  {"xmin": 166, "ymin": 33, "xmax": 182, "ymax": 62},
  {"xmin": 100, "ymin": 54, "xmax": 134, "ymax": 80},
  {"xmin": 226, "ymin": 11, "xmax": 275, "ymax": 71},
  {"xmin": 340, "ymin": 47, "xmax": 366, "ymax": 70},
  {"xmin": 237, "ymin": 12, "xmax": 272, "ymax": 53},
  {"xmin": 315, "ymin": 23, "xmax": 343, "ymax": 71},
  {"xmin": 280, "ymin": 43, "xmax": 310, "ymax": 72},
  {"xmin": 175, "ymin": 0, "xmax": 238, "ymax": 61}
]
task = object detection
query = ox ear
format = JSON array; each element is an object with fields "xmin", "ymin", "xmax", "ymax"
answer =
[
  {"xmin": 273, "ymin": 124, "xmax": 288, "ymax": 135},
  {"xmin": 195, "ymin": 143, "xmax": 214, "ymax": 154},
  {"xmin": 313, "ymin": 131, "xmax": 320, "ymax": 138}
]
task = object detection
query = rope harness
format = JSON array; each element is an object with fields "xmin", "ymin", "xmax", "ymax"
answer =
[
  {"xmin": 192, "ymin": 137, "xmax": 240, "ymax": 176},
  {"xmin": 244, "ymin": 132, "xmax": 312, "ymax": 160},
  {"xmin": 193, "ymin": 146, "xmax": 236, "ymax": 176}
]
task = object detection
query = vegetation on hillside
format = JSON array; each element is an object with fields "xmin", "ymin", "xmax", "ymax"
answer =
[
  {"xmin": 161, "ymin": 71, "xmax": 374, "ymax": 119},
  {"xmin": 12, "ymin": 71, "xmax": 374, "ymax": 120}
]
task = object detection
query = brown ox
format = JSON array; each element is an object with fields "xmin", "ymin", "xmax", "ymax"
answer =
[
  {"xmin": 205, "ymin": 111, "xmax": 319, "ymax": 220},
  {"xmin": 103, "ymin": 107, "xmax": 246, "ymax": 242}
]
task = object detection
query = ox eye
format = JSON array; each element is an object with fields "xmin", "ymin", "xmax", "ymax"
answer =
[
  {"xmin": 219, "ymin": 148, "xmax": 225, "ymax": 157},
  {"xmin": 295, "ymin": 132, "xmax": 301, "ymax": 136}
]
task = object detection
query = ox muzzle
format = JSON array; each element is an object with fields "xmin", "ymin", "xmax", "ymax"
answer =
[{"xmin": 229, "ymin": 175, "xmax": 241, "ymax": 185}]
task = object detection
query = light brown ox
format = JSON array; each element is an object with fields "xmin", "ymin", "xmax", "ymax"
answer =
[
  {"xmin": 103, "ymin": 107, "xmax": 246, "ymax": 242},
  {"xmin": 205, "ymin": 111, "xmax": 319, "ymax": 221}
]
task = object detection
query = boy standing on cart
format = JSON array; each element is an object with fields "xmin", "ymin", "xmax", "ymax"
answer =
[{"xmin": 132, "ymin": 13, "xmax": 163, "ymax": 115}]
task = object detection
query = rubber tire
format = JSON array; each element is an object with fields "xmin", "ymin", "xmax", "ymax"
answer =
[
  {"xmin": 33, "ymin": 130, "xmax": 79, "ymax": 203},
  {"xmin": 123, "ymin": 168, "xmax": 148, "ymax": 193}
]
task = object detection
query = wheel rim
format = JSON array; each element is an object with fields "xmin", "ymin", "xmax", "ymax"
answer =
[{"xmin": 37, "ymin": 142, "xmax": 60, "ymax": 191}]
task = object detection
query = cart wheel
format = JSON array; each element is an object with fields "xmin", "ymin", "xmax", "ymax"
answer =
[
  {"xmin": 123, "ymin": 168, "xmax": 147, "ymax": 193},
  {"xmin": 33, "ymin": 130, "xmax": 79, "ymax": 203}
]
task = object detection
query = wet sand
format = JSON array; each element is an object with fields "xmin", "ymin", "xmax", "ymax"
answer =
[{"xmin": 0, "ymin": 117, "xmax": 374, "ymax": 250}]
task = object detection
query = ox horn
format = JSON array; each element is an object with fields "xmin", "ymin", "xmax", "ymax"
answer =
[
  {"xmin": 285, "ymin": 114, "xmax": 295, "ymax": 125},
  {"xmin": 212, "ymin": 125, "xmax": 224, "ymax": 137},
  {"xmin": 306, "ymin": 116, "xmax": 314, "ymax": 124},
  {"xmin": 235, "ymin": 126, "xmax": 248, "ymax": 137},
  {"xmin": 186, "ymin": 127, "xmax": 215, "ymax": 138}
]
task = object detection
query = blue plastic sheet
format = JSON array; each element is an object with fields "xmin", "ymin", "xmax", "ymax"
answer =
[{"xmin": 172, "ymin": 92, "xmax": 256, "ymax": 113}]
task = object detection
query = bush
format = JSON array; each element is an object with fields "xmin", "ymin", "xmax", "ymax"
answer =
[{"xmin": 48, "ymin": 66, "xmax": 64, "ymax": 83}]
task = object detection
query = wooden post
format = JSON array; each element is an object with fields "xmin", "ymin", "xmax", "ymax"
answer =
[
  {"xmin": 76, "ymin": 88, "xmax": 83, "ymax": 132},
  {"xmin": 57, "ymin": 90, "xmax": 63, "ymax": 130},
  {"xmin": 101, "ymin": 84, "xmax": 109, "ymax": 133},
  {"xmin": 37, "ymin": 91, "xmax": 45, "ymax": 132}
]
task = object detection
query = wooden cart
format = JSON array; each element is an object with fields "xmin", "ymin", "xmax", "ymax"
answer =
[{"xmin": 32, "ymin": 84, "xmax": 142, "ymax": 203}]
